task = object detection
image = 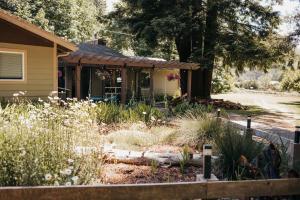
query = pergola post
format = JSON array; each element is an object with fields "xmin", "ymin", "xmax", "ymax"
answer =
[
  {"xmin": 121, "ymin": 64, "xmax": 127, "ymax": 104},
  {"xmin": 75, "ymin": 64, "xmax": 82, "ymax": 100},
  {"xmin": 187, "ymin": 69, "xmax": 192, "ymax": 101},
  {"xmin": 149, "ymin": 66, "xmax": 154, "ymax": 104}
]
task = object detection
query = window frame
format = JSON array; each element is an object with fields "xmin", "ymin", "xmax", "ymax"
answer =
[{"xmin": 0, "ymin": 48, "xmax": 27, "ymax": 83}]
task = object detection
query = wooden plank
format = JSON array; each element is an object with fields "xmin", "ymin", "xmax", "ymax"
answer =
[
  {"xmin": 0, "ymin": 183, "xmax": 207, "ymax": 200},
  {"xmin": 120, "ymin": 64, "xmax": 127, "ymax": 104},
  {"xmin": 206, "ymin": 179, "xmax": 300, "ymax": 199},
  {"xmin": 0, "ymin": 179, "xmax": 299, "ymax": 200},
  {"xmin": 187, "ymin": 69, "xmax": 192, "ymax": 101}
]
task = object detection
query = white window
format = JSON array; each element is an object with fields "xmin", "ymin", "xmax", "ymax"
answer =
[{"xmin": 0, "ymin": 50, "xmax": 24, "ymax": 80}]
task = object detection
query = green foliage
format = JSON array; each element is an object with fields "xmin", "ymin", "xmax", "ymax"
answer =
[
  {"xmin": 172, "ymin": 102, "xmax": 213, "ymax": 117},
  {"xmin": 94, "ymin": 102, "xmax": 164, "ymax": 125},
  {"xmin": 212, "ymin": 67, "xmax": 234, "ymax": 94},
  {"xmin": 237, "ymin": 80, "xmax": 259, "ymax": 90},
  {"xmin": 179, "ymin": 145, "xmax": 190, "ymax": 174},
  {"xmin": 150, "ymin": 160, "xmax": 159, "ymax": 174},
  {"xmin": 0, "ymin": 100, "xmax": 103, "ymax": 186},
  {"xmin": 280, "ymin": 69, "xmax": 300, "ymax": 92},
  {"xmin": 109, "ymin": 0, "xmax": 292, "ymax": 70},
  {"xmin": 175, "ymin": 113, "xmax": 221, "ymax": 149},
  {"xmin": 214, "ymin": 124, "xmax": 264, "ymax": 180},
  {"xmin": 0, "ymin": 0, "xmax": 104, "ymax": 43}
]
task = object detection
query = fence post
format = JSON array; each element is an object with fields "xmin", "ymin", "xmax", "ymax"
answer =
[
  {"xmin": 290, "ymin": 126, "xmax": 300, "ymax": 168},
  {"xmin": 295, "ymin": 126, "xmax": 300, "ymax": 144},
  {"xmin": 216, "ymin": 108, "xmax": 221, "ymax": 123},
  {"xmin": 246, "ymin": 116, "xmax": 253, "ymax": 139},
  {"xmin": 203, "ymin": 144, "xmax": 212, "ymax": 179}
]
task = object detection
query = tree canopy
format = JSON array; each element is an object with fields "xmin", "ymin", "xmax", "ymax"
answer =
[
  {"xmin": 107, "ymin": 0, "xmax": 293, "ymax": 98},
  {"xmin": 0, "ymin": 0, "xmax": 106, "ymax": 43}
]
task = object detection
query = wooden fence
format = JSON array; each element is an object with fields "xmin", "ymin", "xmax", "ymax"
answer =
[{"xmin": 0, "ymin": 178, "xmax": 299, "ymax": 200}]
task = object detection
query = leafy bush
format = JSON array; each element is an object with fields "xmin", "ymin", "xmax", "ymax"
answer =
[
  {"xmin": 212, "ymin": 67, "xmax": 234, "ymax": 94},
  {"xmin": 94, "ymin": 102, "xmax": 164, "ymax": 125},
  {"xmin": 236, "ymin": 80, "xmax": 259, "ymax": 90},
  {"xmin": 214, "ymin": 124, "xmax": 263, "ymax": 180},
  {"xmin": 0, "ymin": 100, "xmax": 102, "ymax": 186},
  {"xmin": 280, "ymin": 69, "xmax": 300, "ymax": 92},
  {"xmin": 172, "ymin": 102, "xmax": 213, "ymax": 116}
]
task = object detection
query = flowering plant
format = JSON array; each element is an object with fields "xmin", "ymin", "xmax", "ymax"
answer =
[{"xmin": 167, "ymin": 73, "xmax": 180, "ymax": 81}]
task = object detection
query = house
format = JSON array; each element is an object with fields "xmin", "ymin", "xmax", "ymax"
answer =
[
  {"xmin": 0, "ymin": 9, "xmax": 76, "ymax": 99},
  {"xmin": 59, "ymin": 40, "xmax": 199, "ymax": 103}
]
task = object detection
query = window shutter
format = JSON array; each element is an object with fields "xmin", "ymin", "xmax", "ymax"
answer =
[{"xmin": 0, "ymin": 52, "xmax": 23, "ymax": 79}]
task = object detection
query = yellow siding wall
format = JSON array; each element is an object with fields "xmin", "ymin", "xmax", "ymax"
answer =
[
  {"xmin": 0, "ymin": 42, "xmax": 54, "ymax": 98},
  {"xmin": 153, "ymin": 69, "xmax": 180, "ymax": 96}
]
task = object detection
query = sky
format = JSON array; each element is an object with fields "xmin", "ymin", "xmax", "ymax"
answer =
[{"xmin": 106, "ymin": 0, "xmax": 300, "ymax": 35}]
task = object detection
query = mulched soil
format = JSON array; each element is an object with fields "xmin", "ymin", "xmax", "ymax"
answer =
[{"xmin": 101, "ymin": 163, "xmax": 202, "ymax": 184}]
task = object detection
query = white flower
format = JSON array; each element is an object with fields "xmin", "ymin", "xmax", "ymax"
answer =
[
  {"xmin": 71, "ymin": 176, "xmax": 79, "ymax": 185},
  {"xmin": 67, "ymin": 159, "xmax": 74, "ymax": 164},
  {"xmin": 45, "ymin": 173, "xmax": 52, "ymax": 181},
  {"xmin": 142, "ymin": 112, "xmax": 147, "ymax": 115},
  {"xmin": 20, "ymin": 150, "xmax": 26, "ymax": 156},
  {"xmin": 64, "ymin": 168, "xmax": 72, "ymax": 175},
  {"xmin": 44, "ymin": 103, "xmax": 50, "ymax": 108},
  {"xmin": 65, "ymin": 182, "xmax": 71, "ymax": 186},
  {"xmin": 13, "ymin": 93, "xmax": 19, "ymax": 97},
  {"xmin": 19, "ymin": 91, "xmax": 25, "ymax": 95},
  {"xmin": 54, "ymin": 181, "xmax": 59, "ymax": 186},
  {"xmin": 38, "ymin": 98, "xmax": 43, "ymax": 102}
]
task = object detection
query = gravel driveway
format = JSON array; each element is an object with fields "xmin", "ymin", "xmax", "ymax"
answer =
[{"xmin": 213, "ymin": 90, "xmax": 300, "ymax": 140}]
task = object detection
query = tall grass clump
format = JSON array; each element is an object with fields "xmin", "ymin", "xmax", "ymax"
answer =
[
  {"xmin": 215, "ymin": 124, "xmax": 264, "ymax": 180},
  {"xmin": 0, "ymin": 98, "xmax": 103, "ymax": 186},
  {"xmin": 93, "ymin": 102, "xmax": 164, "ymax": 125},
  {"xmin": 175, "ymin": 113, "xmax": 222, "ymax": 149}
]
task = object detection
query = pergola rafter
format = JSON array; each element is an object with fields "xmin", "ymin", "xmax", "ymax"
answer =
[{"xmin": 60, "ymin": 43, "xmax": 200, "ymax": 103}]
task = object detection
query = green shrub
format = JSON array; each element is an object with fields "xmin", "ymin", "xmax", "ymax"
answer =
[
  {"xmin": 173, "ymin": 102, "xmax": 213, "ymax": 116},
  {"xmin": 0, "ymin": 100, "xmax": 102, "ymax": 186},
  {"xmin": 215, "ymin": 124, "xmax": 263, "ymax": 180},
  {"xmin": 280, "ymin": 69, "xmax": 300, "ymax": 92},
  {"xmin": 212, "ymin": 67, "xmax": 234, "ymax": 94},
  {"xmin": 93, "ymin": 102, "xmax": 164, "ymax": 125},
  {"xmin": 237, "ymin": 80, "xmax": 259, "ymax": 90}
]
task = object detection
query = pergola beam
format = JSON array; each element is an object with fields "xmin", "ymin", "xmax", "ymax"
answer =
[
  {"xmin": 187, "ymin": 69, "xmax": 192, "ymax": 101},
  {"xmin": 121, "ymin": 64, "xmax": 128, "ymax": 104},
  {"xmin": 75, "ymin": 62, "xmax": 82, "ymax": 100},
  {"xmin": 149, "ymin": 66, "xmax": 155, "ymax": 104}
]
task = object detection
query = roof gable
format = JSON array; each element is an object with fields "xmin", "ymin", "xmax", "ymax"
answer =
[{"xmin": 0, "ymin": 9, "xmax": 77, "ymax": 53}]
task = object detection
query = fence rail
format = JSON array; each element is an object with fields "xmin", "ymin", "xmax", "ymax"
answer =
[{"xmin": 0, "ymin": 178, "xmax": 299, "ymax": 200}]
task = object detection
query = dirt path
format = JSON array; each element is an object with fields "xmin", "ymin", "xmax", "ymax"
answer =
[{"xmin": 213, "ymin": 90, "xmax": 300, "ymax": 140}]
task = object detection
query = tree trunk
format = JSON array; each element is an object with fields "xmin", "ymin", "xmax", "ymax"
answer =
[
  {"xmin": 175, "ymin": 35, "xmax": 191, "ymax": 95},
  {"xmin": 197, "ymin": 0, "xmax": 218, "ymax": 99}
]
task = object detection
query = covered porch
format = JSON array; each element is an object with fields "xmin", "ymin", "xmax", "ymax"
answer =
[{"xmin": 59, "ymin": 43, "xmax": 199, "ymax": 104}]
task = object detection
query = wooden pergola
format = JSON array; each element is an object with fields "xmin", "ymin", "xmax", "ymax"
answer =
[{"xmin": 61, "ymin": 51, "xmax": 199, "ymax": 104}]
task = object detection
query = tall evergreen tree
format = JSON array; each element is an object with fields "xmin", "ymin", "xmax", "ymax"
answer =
[{"xmin": 109, "ymin": 0, "xmax": 293, "ymax": 99}]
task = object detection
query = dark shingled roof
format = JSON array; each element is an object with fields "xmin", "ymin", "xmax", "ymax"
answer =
[
  {"xmin": 61, "ymin": 42, "xmax": 200, "ymax": 70},
  {"xmin": 70, "ymin": 43, "xmax": 127, "ymax": 58}
]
